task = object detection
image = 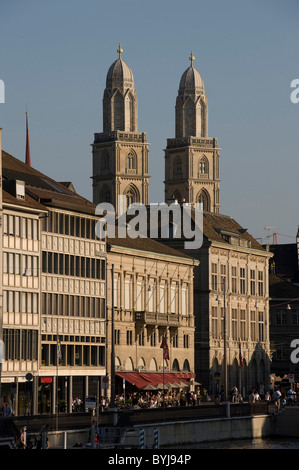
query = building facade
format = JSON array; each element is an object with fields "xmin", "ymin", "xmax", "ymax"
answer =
[
  {"xmin": 105, "ymin": 235, "xmax": 198, "ymax": 395},
  {"xmin": 1, "ymin": 148, "xmax": 106, "ymax": 415}
]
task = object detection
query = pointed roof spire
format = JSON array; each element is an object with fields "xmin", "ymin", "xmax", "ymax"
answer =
[
  {"xmin": 189, "ymin": 50, "xmax": 195, "ymax": 66},
  {"xmin": 25, "ymin": 105, "xmax": 31, "ymax": 167},
  {"xmin": 117, "ymin": 42, "xmax": 123, "ymax": 59}
]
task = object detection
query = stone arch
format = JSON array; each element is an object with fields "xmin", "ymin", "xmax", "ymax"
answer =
[
  {"xmin": 183, "ymin": 359, "xmax": 190, "ymax": 372},
  {"xmin": 173, "ymin": 155, "xmax": 183, "ymax": 179},
  {"xmin": 113, "ymin": 89, "xmax": 124, "ymax": 130},
  {"xmin": 197, "ymin": 188, "xmax": 210, "ymax": 212},
  {"xmin": 100, "ymin": 184, "xmax": 112, "ymax": 204},
  {"xmin": 198, "ymin": 155, "xmax": 209, "ymax": 176},
  {"xmin": 126, "ymin": 149, "xmax": 137, "ymax": 170},
  {"xmin": 149, "ymin": 358, "xmax": 158, "ymax": 371},
  {"xmin": 172, "ymin": 359, "xmax": 180, "ymax": 371},
  {"xmin": 124, "ymin": 183, "xmax": 140, "ymax": 207},
  {"xmin": 137, "ymin": 357, "xmax": 146, "ymax": 369},
  {"xmin": 125, "ymin": 357, "xmax": 134, "ymax": 371}
]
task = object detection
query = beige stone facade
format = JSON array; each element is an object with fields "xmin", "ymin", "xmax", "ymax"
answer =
[{"xmin": 105, "ymin": 236, "xmax": 198, "ymax": 394}]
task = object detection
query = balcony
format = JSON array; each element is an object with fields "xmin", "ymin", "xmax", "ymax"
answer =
[{"xmin": 134, "ymin": 311, "xmax": 180, "ymax": 326}]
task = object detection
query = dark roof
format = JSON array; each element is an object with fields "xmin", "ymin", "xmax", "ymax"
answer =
[
  {"xmin": 269, "ymin": 272, "xmax": 299, "ymax": 299},
  {"xmin": 202, "ymin": 212, "xmax": 265, "ymax": 251},
  {"xmin": 107, "ymin": 234, "xmax": 194, "ymax": 261},
  {"xmin": 2, "ymin": 150, "xmax": 96, "ymax": 215},
  {"xmin": 267, "ymin": 243, "xmax": 299, "ymax": 283}
]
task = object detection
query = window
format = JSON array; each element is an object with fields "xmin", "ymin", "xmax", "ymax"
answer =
[
  {"xmin": 258, "ymin": 311, "xmax": 264, "ymax": 341},
  {"xmin": 125, "ymin": 279, "xmax": 131, "ymax": 310},
  {"xmin": 136, "ymin": 281, "xmax": 143, "ymax": 311},
  {"xmin": 258, "ymin": 271, "xmax": 264, "ymax": 296},
  {"xmin": 211, "ymin": 306, "xmax": 218, "ymax": 339},
  {"xmin": 181, "ymin": 287, "xmax": 187, "ymax": 315},
  {"xmin": 183, "ymin": 334, "xmax": 189, "ymax": 348},
  {"xmin": 250, "ymin": 270, "xmax": 256, "ymax": 295},
  {"xmin": 148, "ymin": 283, "xmax": 154, "ymax": 312},
  {"xmin": 232, "ymin": 309, "xmax": 238, "ymax": 340},
  {"xmin": 220, "ymin": 265, "xmax": 226, "ymax": 291},
  {"xmin": 170, "ymin": 285, "xmax": 176, "ymax": 314},
  {"xmin": 250, "ymin": 310, "xmax": 256, "ymax": 341},
  {"xmin": 212, "ymin": 263, "xmax": 218, "ymax": 290},
  {"xmin": 240, "ymin": 268, "xmax": 246, "ymax": 294},
  {"xmin": 240, "ymin": 309, "xmax": 246, "ymax": 341},
  {"xmin": 159, "ymin": 285, "xmax": 165, "ymax": 314},
  {"xmin": 231, "ymin": 266, "xmax": 237, "ymax": 294},
  {"xmin": 276, "ymin": 311, "xmax": 287, "ymax": 325},
  {"xmin": 126, "ymin": 330, "xmax": 133, "ymax": 345}
]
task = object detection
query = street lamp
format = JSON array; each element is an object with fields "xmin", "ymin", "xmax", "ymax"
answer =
[{"xmin": 216, "ymin": 279, "xmax": 227, "ymax": 401}]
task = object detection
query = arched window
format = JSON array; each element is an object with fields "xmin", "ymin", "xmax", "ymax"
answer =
[
  {"xmin": 197, "ymin": 189, "xmax": 210, "ymax": 212},
  {"xmin": 124, "ymin": 184, "xmax": 140, "ymax": 208},
  {"xmin": 100, "ymin": 185, "xmax": 111, "ymax": 204},
  {"xmin": 199, "ymin": 156, "xmax": 208, "ymax": 176},
  {"xmin": 127, "ymin": 152, "xmax": 136, "ymax": 169},
  {"xmin": 176, "ymin": 158, "xmax": 182, "ymax": 174}
]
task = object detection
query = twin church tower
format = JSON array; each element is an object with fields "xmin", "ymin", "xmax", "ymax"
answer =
[{"xmin": 92, "ymin": 45, "xmax": 220, "ymax": 214}]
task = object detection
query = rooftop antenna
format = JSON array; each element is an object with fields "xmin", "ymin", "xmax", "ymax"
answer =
[{"xmin": 264, "ymin": 226, "xmax": 277, "ymax": 244}]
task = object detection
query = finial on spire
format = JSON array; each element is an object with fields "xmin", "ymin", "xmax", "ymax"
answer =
[
  {"xmin": 117, "ymin": 43, "xmax": 123, "ymax": 59},
  {"xmin": 189, "ymin": 51, "xmax": 195, "ymax": 66}
]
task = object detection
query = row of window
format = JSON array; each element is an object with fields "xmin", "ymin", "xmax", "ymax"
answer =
[
  {"xmin": 41, "ymin": 293, "xmax": 105, "ymax": 318},
  {"xmin": 3, "ymin": 252, "xmax": 39, "ymax": 276},
  {"xmin": 113, "ymin": 278, "xmax": 189, "ymax": 314},
  {"xmin": 3, "ymin": 290, "xmax": 38, "ymax": 314},
  {"xmin": 211, "ymin": 307, "xmax": 265, "ymax": 342},
  {"xmin": 212, "ymin": 264, "xmax": 265, "ymax": 296},
  {"xmin": 41, "ymin": 210, "xmax": 99, "ymax": 240},
  {"xmin": 3, "ymin": 214, "xmax": 39, "ymax": 239},
  {"xmin": 3, "ymin": 329, "xmax": 38, "ymax": 361},
  {"xmin": 42, "ymin": 251, "xmax": 105, "ymax": 279},
  {"xmin": 115, "ymin": 329, "xmax": 190, "ymax": 348},
  {"xmin": 41, "ymin": 342, "xmax": 105, "ymax": 367}
]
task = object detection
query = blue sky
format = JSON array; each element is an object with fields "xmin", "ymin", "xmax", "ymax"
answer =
[{"xmin": 0, "ymin": 0, "xmax": 298, "ymax": 244}]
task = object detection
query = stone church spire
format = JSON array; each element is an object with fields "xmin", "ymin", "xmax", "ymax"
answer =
[
  {"xmin": 92, "ymin": 45, "xmax": 149, "ymax": 211},
  {"xmin": 164, "ymin": 52, "xmax": 220, "ymax": 213},
  {"xmin": 103, "ymin": 44, "xmax": 138, "ymax": 133},
  {"xmin": 175, "ymin": 51, "xmax": 208, "ymax": 138}
]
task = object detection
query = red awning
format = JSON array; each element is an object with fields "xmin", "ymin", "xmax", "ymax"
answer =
[
  {"xmin": 116, "ymin": 371, "xmax": 195, "ymax": 389},
  {"xmin": 116, "ymin": 372, "xmax": 150, "ymax": 389}
]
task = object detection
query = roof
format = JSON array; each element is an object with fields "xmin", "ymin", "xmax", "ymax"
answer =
[
  {"xmin": 106, "ymin": 58, "xmax": 135, "ymax": 90},
  {"xmin": 267, "ymin": 243, "xmax": 299, "ymax": 283},
  {"xmin": 2, "ymin": 150, "xmax": 96, "ymax": 215},
  {"xmin": 107, "ymin": 232, "xmax": 195, "ymax": 262},
  {"xmin": 179, "ymin": 64, "xmax": 205, "ymax": 96},
  {"xmin": 269, "ymin": 272, "xmax": 299, "ymax": 300},
  {"xmin": 202, "ymin": 211, "xmax": 265, "ymax": 252}
]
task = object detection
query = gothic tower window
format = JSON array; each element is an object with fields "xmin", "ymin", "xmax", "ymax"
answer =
[
  {"xmin": 197, "ymin": 189, "xmax": 210, "ymax": 212},
  {"xmin": 124, "ymin": 184, "xmax": 139, "ymax": 208},
  {"xmin": 100, "ymin": 185, "xmax": 112, "ymax": 203},
  {"xmin": 127, "ymin": 151, "xmax": 136, "ymax": 170},
  {"xmin": 199, "ymin": 156, "xmax": 208, "ymax": 176},
  {"xmin": 174, "ymin": 157, "xmax": 182, "ymax": 179}
]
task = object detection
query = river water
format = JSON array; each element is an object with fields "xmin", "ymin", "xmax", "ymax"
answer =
[{"xmin": 178, "ymin": 437, "xmax": 299, "ymax": 449}]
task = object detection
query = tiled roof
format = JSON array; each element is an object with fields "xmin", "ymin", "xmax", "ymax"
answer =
[
  {"xmin": 2, "ymin": 150, "xmax": 96, "ymax": 215},
  {"xmin": 107, "ymin": 233, "xmax": 194, "ymax": 261},
  {"xmin": 269, "ymin": 272, "xmax": 299, "ymax": 299},
  {"xmin": 201, "ymin": 212, "xmax": 264, "ymax": 251}
]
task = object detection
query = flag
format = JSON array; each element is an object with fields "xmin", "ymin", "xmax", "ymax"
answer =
[
  {"xmin": 25, "ymin": 109, "xmax": 31, "ymax": 166},
  {"xmin": 57, "ymin": 336, "xmax": 62, "ymax": 362},
  {"xmin": 160, "ymin": 336, "xmax": 169, "ymax": 361},
  {"xmin": 239, "ymin": 339, "xmax": 244, "ymax": 368}
]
